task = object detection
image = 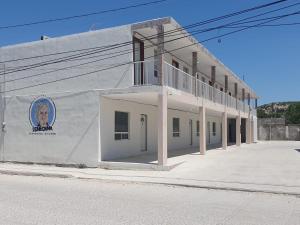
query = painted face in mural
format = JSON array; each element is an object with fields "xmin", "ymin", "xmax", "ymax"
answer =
[{"xmin": 37, "ymin": 104, "xmax": 49, "ymax": 128}]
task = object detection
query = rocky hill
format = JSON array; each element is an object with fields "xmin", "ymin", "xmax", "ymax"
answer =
[{"xmin": 257, "ymin": 101, "xmax": 300, "ymax": 124}]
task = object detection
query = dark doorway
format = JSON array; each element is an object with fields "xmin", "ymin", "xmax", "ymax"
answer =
[
  {"xmin": 133, "ymin": 37, "xmax": 145, "ymax": 85},
  {"xmin": 172, "ymin": 60, "xmax": 179, "ymax": 89},
  {"xmin": 228, "ymin": 118, "xmax": 236, "ymax": 144},
  {"xmin": 241, "ymin": 118, "xmax": 246, "ymax": 143}
]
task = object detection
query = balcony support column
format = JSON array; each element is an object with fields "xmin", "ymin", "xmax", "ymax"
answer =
[
  {"xmin": 211, "ymin": 66, "xmax": 216, "ymax": 86},
  {"xmin": 247, "ymin": 93, "xmax": 251, "ymax": 106},
  {"xmin": 192, "ymin": 52, "xmax": 198, "ymax": 96},
  {"xmin": 242, "ymin": 88, "xmax": 245, "ymax": 111},
  {"xmin": 246, "ymin": 114, "xmax": 251, "ymax": 144},
  {"xmin": 236, "ymin": 113, "xmax": 241, "ymax": 146},
  {"xmin": 199, "ymin": 106, "xmax": 206, "ymax": 155},
  {"xmin": 234, "ymin": 82, "xmax": 238, "ymax": 109},
  {"xmin": 157, "ymin": 87, "xmax": 168, "ymax": 166},
  {"xmin": 222, "ymin": 111, "xmax": 227, "ymax": 150},
  {"xmin": 225, "ymin": 75, "xmax": 228, "ymax": 93},
  {"xmin": 225, "ymin": 75, "xmax": 228, "ymax": 106},
  {"xmin": 156, "ymin": 24, "xmax": 165, "ymax": 86}
]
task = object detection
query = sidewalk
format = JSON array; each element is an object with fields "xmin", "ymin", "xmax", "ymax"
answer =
[{"xmin": 1, "ymin": 141, "xmax": 299, "ymax": 196}]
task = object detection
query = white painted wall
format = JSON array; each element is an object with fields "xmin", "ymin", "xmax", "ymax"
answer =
[
  {"xmin": 0, "ymin": 25, "xmax": 133, "ymax": 96},
  {"xmin": 2, "ymin": 91, "xmax": 99, "ymax": 167},
  {"xmin": 100, "ymin": 97, "xmax": 222, "ymax": 161}
]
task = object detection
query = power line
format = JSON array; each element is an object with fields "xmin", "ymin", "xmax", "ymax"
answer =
[
  {"xmin": 0, "ymin": 0, "xmax": 290, "ymax": 65},
  {"xmin": 2, "ymin": 8, "xmax": 298, "ymax": 94},
  {"xmin": 0, "ymin": 0, "xmax": 168, "ymax": 30},
  {"xmin": 223, "ymin": 21, "xmax": 300, "ymax": 28},
  {"xmin": 166, "ymin": 2, "xmax": 300, "ymax": 39},
  {"xmin": 2, "ymin": 6, "xmax": 300, "ymax": 79}
]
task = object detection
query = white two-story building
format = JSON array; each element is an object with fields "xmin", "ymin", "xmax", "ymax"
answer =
[{"xmin": 0, "ymin": 17, "xmax": 258, "ymax": 169}]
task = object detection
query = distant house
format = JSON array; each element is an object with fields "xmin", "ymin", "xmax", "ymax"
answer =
[{"xmin": 0, "ymin": 17, "xmax": 258, "ymax": 168}]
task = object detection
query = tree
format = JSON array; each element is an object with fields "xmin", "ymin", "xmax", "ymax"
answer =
[
  {"xmin": 285, "ymin": 103, "xmax": 300, "ymax": 124},
  {"xmin": 257, "ymin": 108, "xmax": 268, "ymax": 118}
]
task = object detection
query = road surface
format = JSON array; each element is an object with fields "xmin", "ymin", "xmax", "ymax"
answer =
[{"xmin": 0, "ymin": 174, "xmax": 299, "ymax": 225}]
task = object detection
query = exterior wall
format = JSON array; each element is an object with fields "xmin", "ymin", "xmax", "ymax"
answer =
[
  {"xmin": 100, "ymin": 97, "xmax": 222, "ymax": 161},
  {"xmin": 258, "ymin": 118, "xmax": 300, "ymax": 141},
  {"xmin": 100, "ymin": 97, "xmax": 158, "ymax": 161},
  {"xmin": 0, "ymin": 25, "xmax": 133, "ymax": 96},
  {"xmin": 0, "ymin": 91, "xmax": 99, "ymax": 167}
]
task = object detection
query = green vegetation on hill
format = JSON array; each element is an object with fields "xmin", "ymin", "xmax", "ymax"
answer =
[{"xmin": 257, "ymin": 101, "xmax": 300, "ymax": 124}]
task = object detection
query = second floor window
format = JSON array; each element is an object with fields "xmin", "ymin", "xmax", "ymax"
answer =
[{"xmin": 196, "ymin": 120, "xmax": 199, "ymax": 136}]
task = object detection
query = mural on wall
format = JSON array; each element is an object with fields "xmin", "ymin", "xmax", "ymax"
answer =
[{"xmin": 29, "ymin": 96, "xmax": 56, "ymax": 132}]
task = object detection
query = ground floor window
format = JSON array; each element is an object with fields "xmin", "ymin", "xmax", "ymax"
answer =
[
  {"xmin": 115, "ymin": 111, "xmax": 129, "ymax": 140},
  {"xmin": 196, "ymin": 120, "xmax": 199, "ymax": 136},
  {"xmin": 173, "ymin": 117, "xmax": 180, "ymax": 137}
]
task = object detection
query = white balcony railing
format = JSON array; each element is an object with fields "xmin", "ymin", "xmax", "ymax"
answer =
[
  {"xmin": 134, "ymin": 61, "xmax": 251, "ymax": 113},
  {"xmin": 164, "ymin": 62, "xmax": 195, "ymax": 94}
]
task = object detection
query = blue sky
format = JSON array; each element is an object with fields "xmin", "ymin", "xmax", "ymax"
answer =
[{"xmin": 0, "ymin": 0, "xmax": 299, "ymax": 105}]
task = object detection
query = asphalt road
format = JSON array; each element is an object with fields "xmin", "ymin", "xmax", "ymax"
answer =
[{"xmin": 0, "ymin": 174, "xmax": 299, "ymax": 225}]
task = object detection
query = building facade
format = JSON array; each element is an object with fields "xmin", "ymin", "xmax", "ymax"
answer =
[{"xmin": 0, "ymin": 17, "xmax": 258, "ymax": 168}]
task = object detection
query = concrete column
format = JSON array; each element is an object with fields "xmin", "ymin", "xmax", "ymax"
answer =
[
  {"xmin": 246, "ymin": 115, "xmax": 251, "ymax": 144},
  {"xmin": 192, "ymin": 52, "xmax": 198, "ymax": 95},
  {"xmin": 225, "ymin": 75, "xmax": 228, "ymax": 106},
  {"xmin": 225, "ymin": 75, "xmax": 228, "ymax": 93},
  {"xmin": 199, "ymin": 106, "xmax": 206, "ymax": 155},
  {"xmin": 234, "ymin": 83, "xmax": 238, "ymax": 109},
  {"xmin": 222, "ymin": 112, "xmax": 227, "ymax": 150},
  {"xmin": 247, "ymin": 93, "xmax": 251, "ymax": 106},
  {"xmin": 236, "ymin": 113, "xmax": 241, "ymax": 146},
  {"xmin": 156, "ymin": 25, "xmax": 165, "ymax": 86},
  {"xmin": 211, "ymin": 66, "xmax": 216, "ymax": 86},
  {"xmin": 157, "ymin": 87, "xmax": 168, "ymax": 166}
]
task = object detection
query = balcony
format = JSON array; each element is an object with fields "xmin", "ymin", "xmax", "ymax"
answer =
[{"xmin": 134, "ymin": 60, "xmax": 255, "ymax": 114}]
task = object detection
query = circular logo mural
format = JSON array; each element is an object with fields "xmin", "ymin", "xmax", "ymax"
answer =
[{"xmin": 29, "ymin": 97, "xmax": 56, "ymax": 132}]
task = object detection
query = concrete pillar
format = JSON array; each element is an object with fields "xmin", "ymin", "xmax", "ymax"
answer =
[
  {"xmin": 199, "ymin": 106, "xmax": 206, "ymax": 155},
  {"xmin": 156, "ymin": 25, "xmax": 165, "ymax": 86},
  {"xmin": 211, "ymin": 66, "xmax": 216, "ymax": 86},
  {"xmin": 225, "ymin": 75, "xmax": 228, "ymax": 93},
  {"xmin": 236, "ymin": 113, "xmax": 241, "ymax": 146},
  {"xmin": 157, "ymin": 87, "xmax": 168, "ymax": 166},
  {"xmin": 225, "ymin": 75, "xmax": 228, "ymax": 106},
  {"xmin": 246, "ymin": 115, "xmax": 251, "ymax": 144},
  {"xmin": 234, "ymin": 83, "xmax": 238, "ymax": 109},
  {"xmin": 247, "ymin": 93, "xmax": 251, "ymax": 106},
  {"xmin": 192, "ymin": 52, "xmax": 198, "ymax": 95},
  {"xmin": 222, "ymin": 112, "xmax": 227, "ymax": 150}
]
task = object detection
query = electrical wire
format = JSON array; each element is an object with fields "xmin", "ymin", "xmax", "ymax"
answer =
[
  {"xmin": 2, "ymin": 8, "xmax": 298, "ymax": 94},
  {"xmin": 2, "ymin": 4, "xmax": 299, "ymax": 78},
  {"xmin": 0, "ymin": 0, "xmax": 168, "ymax": 30},
  {"xmin": 0, "ymin": 0, "xmax": 290, "ymax": 65}
]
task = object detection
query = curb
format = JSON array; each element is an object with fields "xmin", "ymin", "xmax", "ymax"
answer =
[
  {"xmin": 1, "ymin": 169, "xmax": 299, "ymax": 197},
  {"xmin": 0, "ymin": 170, "xmax": 73, "ymax": 179}
]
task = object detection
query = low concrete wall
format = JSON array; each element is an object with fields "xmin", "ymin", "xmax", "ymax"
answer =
[{"xmin": 258, "ymin": 118, "xmax": 300, "ymax": 141}]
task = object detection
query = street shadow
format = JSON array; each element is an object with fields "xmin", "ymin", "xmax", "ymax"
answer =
[{"xmin": 295, "ymin": 149, "xmax": 300, "ymax": 153}]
